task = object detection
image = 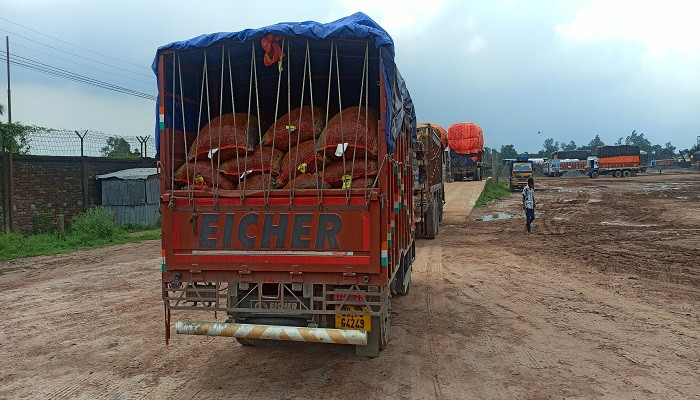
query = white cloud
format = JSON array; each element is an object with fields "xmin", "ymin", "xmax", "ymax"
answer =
[
  {"xmin": 465, "ymin": 36, "xmax": 486, "ymax": 53},
  {"xmin": 333, "ymin": 0, "xmax": 447, "ymax": 37},
  {"xmin": 555, "ymin": 0, "xmax": 700, "ymax": 59}
]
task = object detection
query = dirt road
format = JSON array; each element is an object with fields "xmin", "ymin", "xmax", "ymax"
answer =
[{"xmin": 1, "ymin": 172, "xmax": 698, "ymax": 399}]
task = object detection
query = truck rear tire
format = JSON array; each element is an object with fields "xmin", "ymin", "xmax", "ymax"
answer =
[
  {"xmin": 473, "ymin": 169, "xmax": 480, "ymax": 181},
  {"xmin": 614, "ymin": 170, "xmax": 622, "ymax": 178},
  {"xmin": 425, "ymin": 199, "xmax": 437, "ymax": 239},
  {"xmin": 396, "ymin": 253, "xmax": 411, "ymax": 295},
  {"xmin": 623, "ymin": 170, "xmax": 631, "ymax": 177}
]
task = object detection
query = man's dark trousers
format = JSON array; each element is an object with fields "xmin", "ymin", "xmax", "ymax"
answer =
[{"xmin": 525, "ymin": 208, "xmax": 535, "ymax": 233}]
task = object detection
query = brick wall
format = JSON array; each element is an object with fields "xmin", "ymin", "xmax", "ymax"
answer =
[{"xmin": 0, "ymin": 155, "xmax": 156, "ymax": 234}]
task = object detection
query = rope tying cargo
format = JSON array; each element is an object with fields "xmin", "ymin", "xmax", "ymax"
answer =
[
  {"xmin": 320, "ymin": 40, "xmax": 334, "ymax": 206},
  {"xmin": 214, "ymin": 45, "xmax": 225, "ymax": 206},
  {"xmin": 177, "ymin": 56, "xmax": 191, "ymax": 204},
  {"xmin": 268, "ymin": 38, "xmax": 285, "ymax": 207},
  {"xmin": 170, "ymin": 54, "xmax": 175, "ymax": 197}
]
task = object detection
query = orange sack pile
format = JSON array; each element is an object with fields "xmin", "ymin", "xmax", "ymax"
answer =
[{"xmin": 447, "ymin": 122, "xmax": 484, "ymax": 154}]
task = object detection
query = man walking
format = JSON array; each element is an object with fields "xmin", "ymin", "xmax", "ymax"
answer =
[{"xmin": 522, "ymin": 177, "xmax": 535, "ymax": 233}]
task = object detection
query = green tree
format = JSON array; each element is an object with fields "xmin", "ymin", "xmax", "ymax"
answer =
[
  {"xmin": 101, "ymin": 136, "xmax": 140, "ymax": 158},
  {"xmin": 0, "ymin": 103, "xmax": 5, "ymax": 116},
  {"xmin": 625, "ymin": 130, "xmax": 652, "ymax": 153},
  {"xmin": 654, "ymin": 142, "xmax": 676, "ymax": 159},
  {"xmin": 560, "ymin": 140, "xmax": 577, "ymax": 151},
  {"xmin": 0, "ymin": 122, "xmax": 34, "ymax": 154},
  {"xmin": 499, "ymin": 144, "xmax": 518, "ymax": 160},
  {"xmin": 614, "ymin": 137, "xmax": 623, "ymax": 145},
  {"xmin": 541, "ymin": 138, "xmax": 560, "ymax": 158},
  {"xmin": 588, "ymin": 134, "xmax": 605, "ymax": 149}
]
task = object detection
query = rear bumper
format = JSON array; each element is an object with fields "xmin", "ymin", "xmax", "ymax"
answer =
[{"xmin": 175, "ymin": 319, "xmax": 367, "ymax": 345}]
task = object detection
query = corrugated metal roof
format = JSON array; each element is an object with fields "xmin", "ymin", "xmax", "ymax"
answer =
[{"xmin": 96, "ymin": 168, "xmax": 157, "ymax": 181}]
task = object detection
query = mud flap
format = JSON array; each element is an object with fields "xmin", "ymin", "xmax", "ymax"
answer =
[{"xmin": 356, "ymin": 315, "xmax": 389, "ymax": 358}]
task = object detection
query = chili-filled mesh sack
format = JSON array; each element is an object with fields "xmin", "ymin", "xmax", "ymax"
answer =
[
  {"xmin": 320, "ymin": 160, "xmax": 378, "ymax": 188},
  {"xmin": 219, "ymin": 146, "xmax": 284, "ymax": 177},
  {"xmin": 262, "ymin": 106, "xmax": 325, "ymax": 151},
  {"xmin": 173, "ymin": 161, "xmax": 236, "ymax": 190},
  {"xmin": 237, "ymin": 173, "xmax": 275, "ymax": 191},
  {"xmin": 350, "ymin": 177, "xmax": 377, "ymax": 189},
  {"xmin": 283, "ymin": 173, "xmax": 331, "ymax": 190},
  {"xmin": 447, "ymin": 122, "xmax": 484, "ymax": 155},
  {"xmin": 318, "ymin": 106, "xmax": 378, "ymax": 160},
  {"xmin": 188, "ymin": 113, "xmax": 265, "ymax": 160},
  {"xmin": 276, "ymin": 139, "xmax": 326, "ymax": 187}
]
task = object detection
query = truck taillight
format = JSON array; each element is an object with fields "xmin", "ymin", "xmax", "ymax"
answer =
[{"xmin": 334, "ymin": 293, "xmax": 366, "ymax": 301}]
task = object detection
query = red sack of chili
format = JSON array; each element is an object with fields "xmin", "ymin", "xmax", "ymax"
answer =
[
  {"xmin": 237, "ymin": 173, "xmax": 275, "ymax": 191},
  {"xmin": 276, "ymin": 139, "xmax": 327, "ymax": 187},
  {"xmin": 317, "ymin": 106, "xmax": 378, "ymax": 161},
  {"xmin": 320, "ymin": 160, "xmax": 378, "ymax": 188},
  {"xmin": 261, "ymin": 106, "xmax": 325, "ymax": 151},
  {"xmin": 219, "ymin": 146, "xmax": 284, "ymax": 177},
  {"xmin": 173, "ymin": 161, "xmax": 236, "ymax": 190},
  {"xmin": 188, "ymin": 113, "xmax": 265, "ymax": 161},
  {"xmin": 350, "ymin": 176, "xmax": 377, "ymax": 189},
  {"xmin": 283, "ymin": 173, "xmax": 331, "ymax": 190}
]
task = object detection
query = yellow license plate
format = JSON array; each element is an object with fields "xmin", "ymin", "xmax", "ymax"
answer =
[{"xmin": 335, "ymin": 306, "xmax": 371, "ymax": 331}]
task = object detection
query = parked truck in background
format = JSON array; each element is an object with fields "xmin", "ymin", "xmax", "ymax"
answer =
[
  {"xmin": 413, "ymin": 123, "xmax": 445, "ymax": 239},
  {"xmin": 650, "ymin": 159, "xmax": 674, "ymax": 167},
  {"xmin": 691, "ymin": 151, "xmax": 700, "ymax": 169},
  {"xmin": 155, "ymin": 13, "xmax": 416, "ymax": 357},
  {"xmin": 639, "ymin": 150, "xmax": 648, "ymax": 172},
  {"xmin": 508, "ymin": 156, "xmax": 533, "ymax": 192},
  {"xmin": 448, "ymin": 122, "xmax": 484, "ymax": 181},
  {"xmin": 587, "ymin": 145, "xmax": 641, "ymax": 178},
  {"xmin": 543, "ymin": 150, "xmax": 590, "ymax": 176}
]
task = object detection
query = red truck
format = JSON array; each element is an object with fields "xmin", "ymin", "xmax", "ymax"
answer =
[
  {"xmin": 587, "ymin": 145, "xmax": 641, "ymax": 178},
  {"xmin": 413, "ymin": 123, "xmax": 446, "ymax": 239},
  {"xmin": 155, "ymin": 13, "xmax": 416, "ymax": 357}
]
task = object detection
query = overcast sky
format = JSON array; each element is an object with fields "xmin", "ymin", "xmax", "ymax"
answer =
[{"xmin": 1, "ymin": 0, "xmax": 699, "ymax": 153}]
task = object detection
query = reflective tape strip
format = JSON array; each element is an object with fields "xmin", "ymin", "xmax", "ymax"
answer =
[{"xmin": 175, "ymin": 320, "xmax": 367, "ymax": 346}]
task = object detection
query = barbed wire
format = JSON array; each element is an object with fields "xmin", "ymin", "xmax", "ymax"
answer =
[{"xmin": 23, "ymin": 129, "xmax": 157, "ymax": 158}]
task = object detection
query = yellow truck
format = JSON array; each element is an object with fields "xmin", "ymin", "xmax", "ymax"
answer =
[{"xmin": 508, "ymin": 156, "xmax": 533, "ymax": 192}]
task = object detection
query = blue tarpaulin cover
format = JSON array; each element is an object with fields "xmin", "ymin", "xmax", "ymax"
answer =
[{"xmin": 152, "ymin": 12, "xmax": 415, "ymax": 155}]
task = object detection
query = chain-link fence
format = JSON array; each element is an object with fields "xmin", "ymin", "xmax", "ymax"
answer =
[{"xmin": 24, "ymin": 129, "xmax": 157, "ymax": 158}]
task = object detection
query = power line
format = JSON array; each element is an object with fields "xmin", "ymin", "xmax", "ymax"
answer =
[
  {"xmin": 1, "ymin": 50, "xmax": 156, "ymax": 100},
  {"xmin": 0, "ymin": 16, "xmax": 152, "ymax": 71},
  {"xmin": 0, "ymin": 28, "xmax": 153, "ymax": 78},
  {"xmin": 11, "ymin": 41, "xmax": 154, "ymax": 86}
]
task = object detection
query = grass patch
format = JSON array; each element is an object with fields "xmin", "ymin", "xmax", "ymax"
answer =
[
  {"xmin": 0, "ymin": 206, "xmax": 161, "ymax": 262},
  {"xmin": 475, "ymin": 180, "xmax": 511, "ymax": 207}
]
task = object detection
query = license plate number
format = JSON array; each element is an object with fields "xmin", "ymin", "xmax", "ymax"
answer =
[{"xmin": 335, "ymin": 306, "xmax": 371, "ymax": 331}]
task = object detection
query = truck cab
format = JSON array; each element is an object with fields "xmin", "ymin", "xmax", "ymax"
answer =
[
  {"xmin": 586, "ymin": 156, "xmax": 599, "ymax": 178},
  {"xmin": 509, "ymin": 156, "xmax": 533, "ymax": 192}
]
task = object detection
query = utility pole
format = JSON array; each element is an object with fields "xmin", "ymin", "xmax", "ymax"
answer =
[
  {"xmin": 4, "ymin": 36, "xmax": 13, "ymax": 232},
  {"xmin": 491, "ymin": 148, "xmax": 499, "ymax": 186},
  {"xmin": 5, "ymin": 36, "xmax": 10, "ymax": 123}
]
